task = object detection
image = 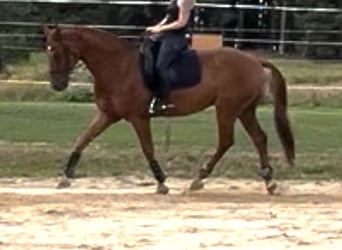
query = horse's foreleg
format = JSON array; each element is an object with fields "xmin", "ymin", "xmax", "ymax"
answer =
[
  {"xmin": 190, "ymin": 109, "xmax": 235, "ymax": 191},
  {"xmin": 239, "ymin": 105, "xmax": 277, "ymax": 195},
  {"xmin": 58, "ymin": 110, "xmax": 115, "ymax": 188},
  {"xmin": 131, "ymin": 118, "xmax": 169, "ymax": 194}
]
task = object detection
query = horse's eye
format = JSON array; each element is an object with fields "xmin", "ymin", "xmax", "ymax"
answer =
[{"xmin": 47, "ymin": 45, "xmax": 54, "ymax": 52}]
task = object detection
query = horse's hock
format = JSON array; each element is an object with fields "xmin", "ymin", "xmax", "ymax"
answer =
[{"xmin": 191, "ymin": 33, "xmax": 223, "ymax": 50}]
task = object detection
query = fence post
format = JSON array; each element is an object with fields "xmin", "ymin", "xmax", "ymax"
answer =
[
  {"xmin": 279, "ymin": 4, "xmax": 287, "ymax": 55},
  {"xmin": 237, "ymin": 2, "xmax": 245, "ymax": 49}
]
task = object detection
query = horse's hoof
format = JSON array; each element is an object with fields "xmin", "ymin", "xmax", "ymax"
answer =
[
  {"xmin": 189, "ymin": 179, "xmax": 204, "ymax": 191},
  {"xmin": 57, "ymin": 177, "xmax": 71, "ymax": 189},
  {"xmin": 266, "ymin": 181, "xmax": 277, "ymax": 195},
  {"xmin": 156, "ymin": 183, "xmax": 169, "ymax": 195}
]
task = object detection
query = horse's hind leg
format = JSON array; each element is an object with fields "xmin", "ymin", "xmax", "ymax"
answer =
[
  {"xmin": 57, "ymin": 110, "xmax": 116, "ymax": 188},
  {"xmin": 239, "ymin": 103, "xmax": 277, "ymax": 195},
  {"xmin": 190, "ymin": 107, "xmax": 236, "ymax": 191}
]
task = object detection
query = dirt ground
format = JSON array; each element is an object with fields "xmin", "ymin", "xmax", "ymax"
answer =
[{"xmin": 1, "ymin": 177, "xmax": 342, "ymax": 250}]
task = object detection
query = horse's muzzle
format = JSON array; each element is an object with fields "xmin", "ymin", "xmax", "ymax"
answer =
[
  {"xmin": 50, "ymin": 80, "xmax": 68, "ymax": 91},
  {"xmin": 50, "ymin": 73, "xmax": 69, "ymax": 91}
]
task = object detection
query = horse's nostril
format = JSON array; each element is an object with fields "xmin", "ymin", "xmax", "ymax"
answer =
[{"xmin": 51, "ymin": 82, "xmax": 67, "ymax": 92}]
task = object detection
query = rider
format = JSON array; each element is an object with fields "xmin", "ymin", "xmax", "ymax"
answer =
[{"xmin": 146, "ymin": 0, "xmax": 195, "ymax": 115}]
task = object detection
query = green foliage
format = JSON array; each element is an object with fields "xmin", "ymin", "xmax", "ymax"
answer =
[
  {"xmin": 60, "ymin": 87, "xmax": 93, "ymax": 103},
  {"xmin": 270, "ymin": 58, "xmax": 342, "ymax": 85},
  {"xmin": 0, "ymin": 52, "xmax": 94, "ymax": 103},
  {"xmin": 0, "ymin": 84, "xmax": 55, "ymax": 102},
  {"xmin": 0, "ymin": 53, "xmax": 48, "ymax": 81},
  {"xmin": 284, "ymin": 0, "xmax": 342, "ymax": 58},
  {"xmin": 0, "ymin": 84, "xmax": 93, "ymax": 103},
  {"xmin": 1, "ymin": 1, "xmax": 342, "ymax": 68},
  {"xmin": 0, "ymin": 3, "xmax": 38, "ymax": 65}
]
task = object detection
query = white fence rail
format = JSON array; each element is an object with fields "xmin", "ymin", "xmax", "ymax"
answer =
[{"xmin": 1, "ymin": 0, "xmax": 342, "ymax": 13}]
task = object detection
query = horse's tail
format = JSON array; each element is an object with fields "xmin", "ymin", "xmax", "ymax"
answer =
[{"xmin": 261, "ymin": 59, "xmax": 295, "ymax": 166}]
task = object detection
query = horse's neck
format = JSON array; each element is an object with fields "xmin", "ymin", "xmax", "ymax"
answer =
[
  {"xmin": 79, "ymin": 34, "xmax": 136, "ymax": 89},
  {"xmin": 82, "ymin": 46, "xmax": 128, "ymax": 74}
]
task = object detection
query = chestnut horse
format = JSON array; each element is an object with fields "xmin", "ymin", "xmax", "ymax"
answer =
[{"xmin": 43, "ymin": 26, "xmax": 295, "ymax": 195}]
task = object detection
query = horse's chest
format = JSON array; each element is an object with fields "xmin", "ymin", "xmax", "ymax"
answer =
[{"xmin": 96, "ymin": 96, "xmax": 120, "ymax": 115}]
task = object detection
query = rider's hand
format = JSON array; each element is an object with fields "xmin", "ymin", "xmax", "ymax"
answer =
[{"xmin": 146, "ymin": 25, "xmax": 161, "ymax": 33}]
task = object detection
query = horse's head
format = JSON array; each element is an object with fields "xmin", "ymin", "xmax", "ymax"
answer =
[{"xmin": 43, "ymin": 25, "xmax": 80, "ymax": 91}]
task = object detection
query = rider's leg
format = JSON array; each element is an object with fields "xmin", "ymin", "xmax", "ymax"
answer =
[{"xmin": 149, "ymin": 34, "xmax": 187, "ymax": 114}]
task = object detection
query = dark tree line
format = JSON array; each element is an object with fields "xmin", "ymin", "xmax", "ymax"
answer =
[{"xmin": 0, "ymin": 0, "xmax": 341, "ymax": 69}]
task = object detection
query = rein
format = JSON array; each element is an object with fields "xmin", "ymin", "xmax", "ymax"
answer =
[{"xmin": 49, "ymin": 62, "xmax": 82, "ymax": 76}]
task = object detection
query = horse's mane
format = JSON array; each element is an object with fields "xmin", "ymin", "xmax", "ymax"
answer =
[{"xmin": 65, "ymin": 26, "xmax": 138, "ymax": 52}]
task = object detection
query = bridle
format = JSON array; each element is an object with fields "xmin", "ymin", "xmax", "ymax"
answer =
[{"xmin": 48, "ymin": 44, "xmax": 80, "ymax": 76}]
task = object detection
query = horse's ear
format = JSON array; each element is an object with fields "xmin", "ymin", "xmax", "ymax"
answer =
[
  {"xmin": 51, "ymin": 25, "xmax": 62, "ymax": 41},
  {"xmin": 42, "ymin": 25, "xmax": 50, "ymax": 37}
]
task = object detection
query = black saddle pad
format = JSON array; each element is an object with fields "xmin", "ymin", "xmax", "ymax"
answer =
[
  {"xmin": 139, "ymin": 39, "xmax": 201, "ymax": 92},
  {"xmin": 166, "ymin": 49, "xmax": 201, "ymax": 89}
]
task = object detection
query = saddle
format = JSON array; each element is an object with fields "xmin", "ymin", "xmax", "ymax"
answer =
[{"xmin": 139, "ymin": 36, "xmax": 201, "ymax": 94}]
